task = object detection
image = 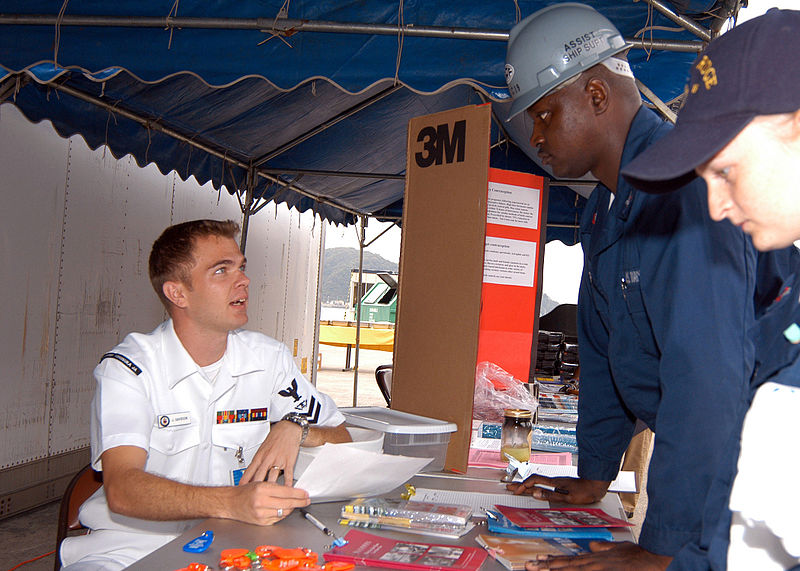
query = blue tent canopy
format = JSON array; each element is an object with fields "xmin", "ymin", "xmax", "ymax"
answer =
[{"xmin": 0, "ymin": 0, "xmax": 738, "ymax": 243}]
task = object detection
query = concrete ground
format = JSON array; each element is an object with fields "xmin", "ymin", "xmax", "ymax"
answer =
[
  {"xmin": 0, "ymin": 344, "xmax": 648, "ymax": 570},
  {"xmin": 314, "ymin": 344, "xmax": 392, "ymax": 408},
  {"xmin": 0, "ymin": 500, "xmax": 59, "ymax": 571}
]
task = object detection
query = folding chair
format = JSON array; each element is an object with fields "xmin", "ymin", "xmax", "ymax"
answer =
[
  {"xmin": 374, "ymin": 364, "xmax": 393, "ymax": 406},
  {"xmin": 54, "ymin": 464, "xmax": 103, "ymax": 570}
]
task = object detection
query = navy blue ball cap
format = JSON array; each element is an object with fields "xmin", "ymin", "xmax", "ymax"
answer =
[{"xmin": 622, "ymin": 9, "xmax": 800, "ymax": 193}]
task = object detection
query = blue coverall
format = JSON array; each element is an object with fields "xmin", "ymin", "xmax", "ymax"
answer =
[
  {"xmin": 576, "ymin": 106, "xmax": 758, "ymax": 557},
  {"xmin": 671, "ymin": 261, "xmax": 800, "ymax": 570}
]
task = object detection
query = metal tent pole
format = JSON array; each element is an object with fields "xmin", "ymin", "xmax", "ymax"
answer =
[
  {"xmin": 352, "ymin": 215, "xmax": 366, "ymax": 406},
  {"xmin": 0, "ymin": 14, "xmax": 707, "ymax": 52},
  {"xmin": 239, "ymin": 167, "xmax": 256, "ymax": 254},
  {"xmin": 641, "ymin": 0, "xmax": 712, "ymax": 41},
  {"xmin": 311, "ymin": 220, "xmax": 326, "ymax": 386},
  {"xmin": 636, "ymin": 79, "xmax": 678, "ymax": 124}
]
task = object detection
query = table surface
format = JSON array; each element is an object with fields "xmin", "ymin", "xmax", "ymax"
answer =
[{"xmin": 128, "ymin": 467, "xmax": 633, "ymax": 570}]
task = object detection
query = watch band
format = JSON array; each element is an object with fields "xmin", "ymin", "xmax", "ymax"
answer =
[{"xmin": 281, "ymin": 413, "xmax": 309, "ymax": 445}]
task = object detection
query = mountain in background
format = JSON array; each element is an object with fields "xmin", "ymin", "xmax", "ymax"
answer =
[{"xmin": 322, "ymin": 247, "xmax": 398, "ymax": 303}]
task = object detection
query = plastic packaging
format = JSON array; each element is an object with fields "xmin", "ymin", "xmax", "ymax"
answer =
[
  {"xmin": 473, "ymin": 362, "xmax": 538, "ymax": 423},
  {"xmin": 536, "ymin": 383, "xmax": 579, "ymax": 424},
  {"xmin": 530, "ymin": 423, "xmax": 578, "ymax": 453},
  {"xmin": 341, "ymin": 497, "xmax": 472, "ymax": 525},
  {"xmin": 339, "ymin": 498, "xmax": 473, "ymax": 538}
]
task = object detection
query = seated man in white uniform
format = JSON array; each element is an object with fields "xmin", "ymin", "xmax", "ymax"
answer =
[{"xmin": 61, "ymin": 219, "xmax": 351, "ymax": 570}]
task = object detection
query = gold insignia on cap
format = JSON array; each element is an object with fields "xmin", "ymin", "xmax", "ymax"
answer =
[{"xmin": 695, "ymin": 56, "xmax": 718, "ymax": 90}]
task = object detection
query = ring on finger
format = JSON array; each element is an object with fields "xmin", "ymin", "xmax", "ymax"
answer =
[
  {"xmin": 271, "ymin": 465, "xmax": 282, "ymax": 471},
  {"xmin": 277, "ymin": 507, "xmax": 284, "ymax": 517}
]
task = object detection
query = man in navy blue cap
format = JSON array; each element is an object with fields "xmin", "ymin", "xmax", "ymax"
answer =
[{"xmin": 623, "ymin": 9, "xmax": 800, "ymax": 570}]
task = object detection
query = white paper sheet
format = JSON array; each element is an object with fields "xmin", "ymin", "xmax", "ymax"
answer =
[
  {"xmin": 482, "ymin": 236, "xmax": 537, "ymax": 287},
  {"xmin": 294, "ymin": 444, "xmax": 432, "ymax": 502},
  {"xmin": 471, "ymin": 435, "xmax": 501, "ymax": 450},
  {"xmin": 487, "ymin": 181, "xmax": 541, "ymax": 229},
  {"xmin": 514, "ymin": 463, "xmax": 637, "ymax": 493},
  {"xmin": 412, "ymin": 488, "xmax": 548, "ymax": 517}
]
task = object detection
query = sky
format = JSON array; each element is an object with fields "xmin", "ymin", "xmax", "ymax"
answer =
[
  {"xmin": 737, "ymin": 0, "xmax": 796, "ymax": 22},
  {"xmin": 325, "ymin": 220, "xmax": 402, "ymax": 264}
]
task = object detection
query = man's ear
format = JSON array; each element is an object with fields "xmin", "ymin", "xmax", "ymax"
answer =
[
  {"xmin": 163, "ymin": 281, "xmax": 189, "ymax": 309},
  {"xmin": 585, "ymin": 77, "xmax": 610, "ymax": 114}
]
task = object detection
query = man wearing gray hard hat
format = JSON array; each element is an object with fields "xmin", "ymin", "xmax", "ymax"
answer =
[{"xmin": 504, "ymin": 3, "xmax": 792, "ymax": 569}]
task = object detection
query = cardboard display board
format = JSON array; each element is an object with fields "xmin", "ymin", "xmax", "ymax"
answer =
[
  {"xmin": 392, "ymin": 105, "xmax": 546, "ymax": 472},
  {"xmin": 477, "ymin": 168, "xmax": 548, "ymax": 382},
  {"xmin": 392, "ymin": 104, "xmax": 492, "ymax": 472}
]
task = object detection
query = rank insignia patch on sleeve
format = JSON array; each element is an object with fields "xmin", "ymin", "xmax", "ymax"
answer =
[{"xmin": 100, "ymin": 352, "xmax": 143, "ymax": 375}]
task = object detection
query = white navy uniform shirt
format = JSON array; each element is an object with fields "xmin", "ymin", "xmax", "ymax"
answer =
[
  {"xmin": 61, "ymin": 319, "xmax": 344, "ymax": 569},
  {"xmin": 728, "ymin": 382, "xmax": 800, "ymax": 570}
]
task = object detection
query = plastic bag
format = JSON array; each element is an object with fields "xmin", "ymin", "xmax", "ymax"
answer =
[{"xmin": 473, "ymin": 361, "xmax": 538, "ymax": 423}]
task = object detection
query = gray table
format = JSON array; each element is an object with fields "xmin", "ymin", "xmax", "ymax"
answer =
[{"xmin": 128, "ymin": 467, "xmax": 633, "ymax": 570}]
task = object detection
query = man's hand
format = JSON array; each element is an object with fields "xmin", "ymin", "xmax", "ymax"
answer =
[
  {"xmin": 224, "ymin": 481, "xmax": 310, "ymax": 526},
  {"xmin": 508, "ymin": 476, "xmax": 610, "ymax": 504},
  {"xmin": 525, "ymin": 541, "xmax": 672, "ymax": 570},
  {"xmin": 240, "ymin": 422, "xmax": 351, "ymax": 486},
  {"xmin": 240, "ymin": 420, "xmax": 304, "ymax": 486}
]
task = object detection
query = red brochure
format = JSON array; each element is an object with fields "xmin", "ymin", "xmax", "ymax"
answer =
[
  {"xmin": 494, "ymin": 506, "xmax": 632, "ymax": 528},
  {"xmin": 323, "ymin": 529, "xmax": 487, "ymax": 571}
]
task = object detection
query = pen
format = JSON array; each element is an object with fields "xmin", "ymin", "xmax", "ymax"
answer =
[
  {"xmin": 533, "ymin": 483, "xmax": 570, "ymax": 495},
  {"xmin": 299, "ymin": 508, "xmax": 333, "ymax": 537}
]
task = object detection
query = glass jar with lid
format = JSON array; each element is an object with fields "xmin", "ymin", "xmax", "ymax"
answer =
[{"xmin": 500, "ymin": 408, "xmax": 533, "ymax": 462}]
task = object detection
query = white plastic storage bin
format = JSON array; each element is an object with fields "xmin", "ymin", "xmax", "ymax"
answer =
[{"xmin": 339, "ymin": 407, "xmax": 458, "ymax": 472}]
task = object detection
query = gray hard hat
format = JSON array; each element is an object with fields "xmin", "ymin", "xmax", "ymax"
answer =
[{"xmin": 505, "ymin": 3, "xmax": 628, "ymax": 120}]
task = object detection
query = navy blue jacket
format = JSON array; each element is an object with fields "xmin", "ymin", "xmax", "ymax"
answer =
[
  {"xmin": 671, "ymin": 256, "xmax": 800, "ymax": 570},
  {"xmin": 577, "ymin": 106, "xmax": 758, "ymax": 556}
]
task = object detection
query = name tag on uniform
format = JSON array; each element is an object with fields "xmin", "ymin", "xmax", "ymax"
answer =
[{"xmin": 157, "ymin": 412, "xmax": 192, "ymax": 428}]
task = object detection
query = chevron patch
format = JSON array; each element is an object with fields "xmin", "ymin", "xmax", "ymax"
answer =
[{"xmin": 294, "ymin": 396, "xmax": 321, "ymax": 424}]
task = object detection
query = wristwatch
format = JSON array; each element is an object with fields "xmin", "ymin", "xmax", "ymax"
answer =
[{"xmin": 281, "ymin": 412, "xmax": 309, "ymax": 445}]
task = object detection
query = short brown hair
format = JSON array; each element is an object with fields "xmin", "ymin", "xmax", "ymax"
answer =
[{"xmin": 148, "ymin": 219, "xmax": 240, "ymax": 309}]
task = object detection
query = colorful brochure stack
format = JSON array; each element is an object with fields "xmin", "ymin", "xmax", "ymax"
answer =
[
  {"xmin": 477, "ymin": 507, "xmax": 632, "ymax": 570},
  {"xmin": 485, "ymin": 510, "xmax": 613, "ymax": 541}
]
